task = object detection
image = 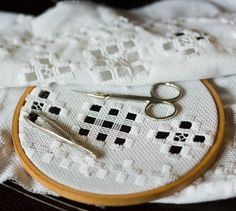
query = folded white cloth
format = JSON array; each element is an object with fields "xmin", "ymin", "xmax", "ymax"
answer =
[
  {"xmin": 2, "ymin": 0, "xmax": 236, "ymax": 88},
  {"xmin": 1, "ymin": 0, "xmax": 236, "ymax": 204}
]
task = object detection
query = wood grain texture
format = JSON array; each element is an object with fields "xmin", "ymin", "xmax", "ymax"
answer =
[{"xmin": 11, "ymin": 80, "xmax": 225, "ymax": 206}]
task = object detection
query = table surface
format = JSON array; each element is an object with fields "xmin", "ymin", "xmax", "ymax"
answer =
[{"xmin": 0, "ymin": 0, "xmax": 235, "ymax": 210}]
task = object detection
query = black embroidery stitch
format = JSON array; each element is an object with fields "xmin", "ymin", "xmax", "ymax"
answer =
[
  {"xmin": 84, "ymin": 116, "xmax": 96, "ymax": 124},
  {"xmin": 38, "ymin": 90, "xmax": 50, "ymax": 99},
  {"xmin": 114, "ymin": 137, "xmax": 126, "ymax": 145},
  {"xmin": 102, "ymin": 120, "xmax": 114, "ymax": 129},
  {"xmin": 169, "ymin": 145, "xmax": 182, "ymax": 154},
  {"xmin": 108, "ymin": 108, "xmax": 119, "ymax": 116},
  {"xmin": 126, "ymin": 112, "xmax": 137, "ymax": 121},
  {"xmin": 90, "ymin": 104, "xmax": 102, "ymax": 112},
  {"xmin": 79, "ymin": 128, "xmax": 90, "ymax": 136},
  {"xmin": 156, "ymin": 131, "xmax": 170, "ymax": 139},
  {"xmin": 193, "ymin": 135, "xmax": 205, "ymax": 143},
  {"xmin": 179, "ymin": 121, "xmax": 192, "ymax": 129},
  {"xmin": 120, "ymin": 125, "xmax": 131, "ymax": 133},
  {"xmin": 175, "ymin": 32, "xmax": 185, "ymax": 36},
  {"xmin": 49, "ymin": 106, "xmax": 61, "ymax": 115},
  {"xmin": 174, "ymin": 133, "xmax": 189, "ymax": 142},
  {"xmin": 96, "ymin": 133, "xmax": 108, "ymax": 141},
  {"xmin": 31, "ymin": 101, "xmax": 44, "ymax": 111},
  {"xmin": 196, "ymin": 36, "xmax": 204, "ymax": 40}
]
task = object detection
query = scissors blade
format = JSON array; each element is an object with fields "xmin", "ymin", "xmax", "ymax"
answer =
[
  {"xmin": 71, "ymin": 89, "xmax": 110, "ymax": 99},
  {"xmin": 71, "ymin": 89, "xmax": 152, "ymax": 101}
]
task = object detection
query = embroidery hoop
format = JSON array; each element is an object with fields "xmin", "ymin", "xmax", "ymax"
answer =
[{"xmin": 12, "ymin": 80, "xmax": 225, "ymax": 206}]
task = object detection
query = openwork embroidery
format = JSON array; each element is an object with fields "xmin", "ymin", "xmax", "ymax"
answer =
[
  {"xmin": 148, "ymin": 119, "xmax": 214, "ymax": 157},
  {"xmin": 73, "ymin": 103, "xmax": 139, "ymax": 150},
  {"xmin": 85, "ymin": 38, "xmax": 149, "ymax": 83},
  {"xmin": 161, "ymin": 30, "xmax": 210, "ymax": 56}
]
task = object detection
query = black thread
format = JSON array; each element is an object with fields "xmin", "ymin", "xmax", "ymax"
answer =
[
  {"xmin": 169, "ymin": 145, "xmax": 182, "ymax": 154},
  {"xmin": 179, "ymin": 121, "xmax": 192, "ymax": 129},
  {"xmin": 126, "ymin": 112, "xmax": 137, "ymax": 120},
  {"xmin": 175, "ymin": 32, "xmax": 185, "ymax": 36},
  {"xmin": 96, "ymin": 133, "xmax": 108, "ymax": 141},
  {"xmin": 38, "ymin": 90, "xmax": 50, "ymax": 99},
  {"xmin": 90, "ymin": 104, "xmax": 102, "ymax": 112},
  {"xmin": 120, "ymin": 125, "xmax": 131, "ymax": 133},
  {"xmin": 102, "ymin": 120, "xmax": 114, "ymax": 128},
  {"xmin": 79, "ymin": 128, "xmax": 90, "ymax": 136},
  {"xmin": 84, "ymin": 116, "xmax": 96, "ymax": 124},
  {"xmin": 49, "ymin": 107, "xmax": 61, "ymax": 115},
  {"xmin": 114, "ymin": 137, "xmax": 126, "ymax": 145},
  {"xmin": 108, "ymin": 108, "xmax": 119, "ymax": 116},
  {"xmin": 156, "ymin": 131, "xmax": 170, "ymax": 139},
  {"xmin": 193, "ymin": 135, "xmax": 205, "ymax": 143}
]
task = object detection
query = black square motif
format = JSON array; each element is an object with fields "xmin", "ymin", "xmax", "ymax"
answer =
[
  {"xmin": 84, "ymin": 116, "xmax": 96, "ymax": 124},
  {"xmin": 102, "ymin": 120, "xmax": 114, "ymax": 128},
  {"xmin": 114, "ymin": 138, "xmax": 126, "ymax": 145},
  {"xmin": 126, "ymin": 112, "xmax": 137, "ymax": 121},
  {"xmin": 90, "ymin": 104, "xmax": 102, "ymax": 112},
  {"xmin": 96, "ymin": 133, "xmax": 107, "ymax": 141},
  {"xmin": 79, "ymin": 128, "xmax": 89, "ymax": 136},
  {"xmin": 193, "ymin": 135, "xmax": 205, "ymax": 143},
  {"xmin": 49, "ymin": 107, "xmax": 61, "ymax": 115},
  {"xmin": 39, "ymin": 90, "xmax": 50, "ymax": 99},
  {"xmin": 179, "ymin": 121, "xmax": 192, "ymax": 129},
  {"xmin": 108, "ymin": 108, "xmax": 119, "ymax": 116},
  {"xmin": 120, "ymin": 125, "xmax": 131, "ymax": 133},
  {"xmin": 169, "ymin": 146, "xmax": 182, "ymax": 154},
  {"xmin": 156, "ymin": 131, "xmax": 170, "ymax": 139}
]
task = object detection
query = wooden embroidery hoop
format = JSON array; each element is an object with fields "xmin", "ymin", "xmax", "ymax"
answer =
[{"xmin": 12, "ymin": 80, "xmax": 225, "ymax": 206}]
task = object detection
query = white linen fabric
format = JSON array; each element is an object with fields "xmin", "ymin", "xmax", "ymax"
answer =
[
  {"xmin": 0, "ymin": 0, "xmax": 236, "ymax": 204},
  {"xmin": 1, "ymin": 0, "xmax": 236, "ymax": 88}
]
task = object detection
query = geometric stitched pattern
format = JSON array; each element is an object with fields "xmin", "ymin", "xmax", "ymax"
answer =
[
  {"xmin": 78, "ymin": 104, "xmax": 138, "ymax": 146},
  {"xmin": 31, "ymin": 101, "xmax": 44, "ymax": 111},
  {"xmin": 86, "ymin": 39, "xmax": 149, "ymax": 83},
  {"xmin": 162, "ymin": 30, "xmax": 209, "ymax": 56},
  {"xmin": 174, "ymin": 133, "xmax": 189, "ymax": 142},
  {"xmin": 156, "ymin": 120, "xmax": 207, "ymax": 155}
]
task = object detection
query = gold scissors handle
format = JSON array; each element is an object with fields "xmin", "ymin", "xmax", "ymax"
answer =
[
  {"xmin": 146, "ymin": 82, "xmax": 183, "ymax": 120},
  {"xmin": 150, "ymin": 82, "xmax": 183, "ymax": 102},
  {"xmin": 145, "ymin": 101, "xmax": 178, "ymax": 120}
]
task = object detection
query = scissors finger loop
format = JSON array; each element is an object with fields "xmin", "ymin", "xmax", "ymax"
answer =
[
  {"xmin": 151, "ymin": 82, "xmax": 183, "ymax": 102},
  {"xmin": 145, "ymin": 101, "xmax": 178, "ymax": 120}
]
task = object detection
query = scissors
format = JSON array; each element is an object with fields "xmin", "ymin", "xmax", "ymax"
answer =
[
  {"xmin": 24, "ymin": 111, "xmax": 96, "ymax": 159},
  {"xmin": 72, "ymin": 82, "xmax": 183, "ymax": 120}
]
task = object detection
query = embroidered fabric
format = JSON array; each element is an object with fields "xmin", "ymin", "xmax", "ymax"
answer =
[
  {"xmin": 1, "ymin": 1, "xmax": 236, "ymax": 87},
  {"xmin": 18, "ymin": 81, "xmax": 218, "ymax": 195},
  {"xmin": 0, "ymin": 0, "xmax": 236, "ymax": 204}
]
